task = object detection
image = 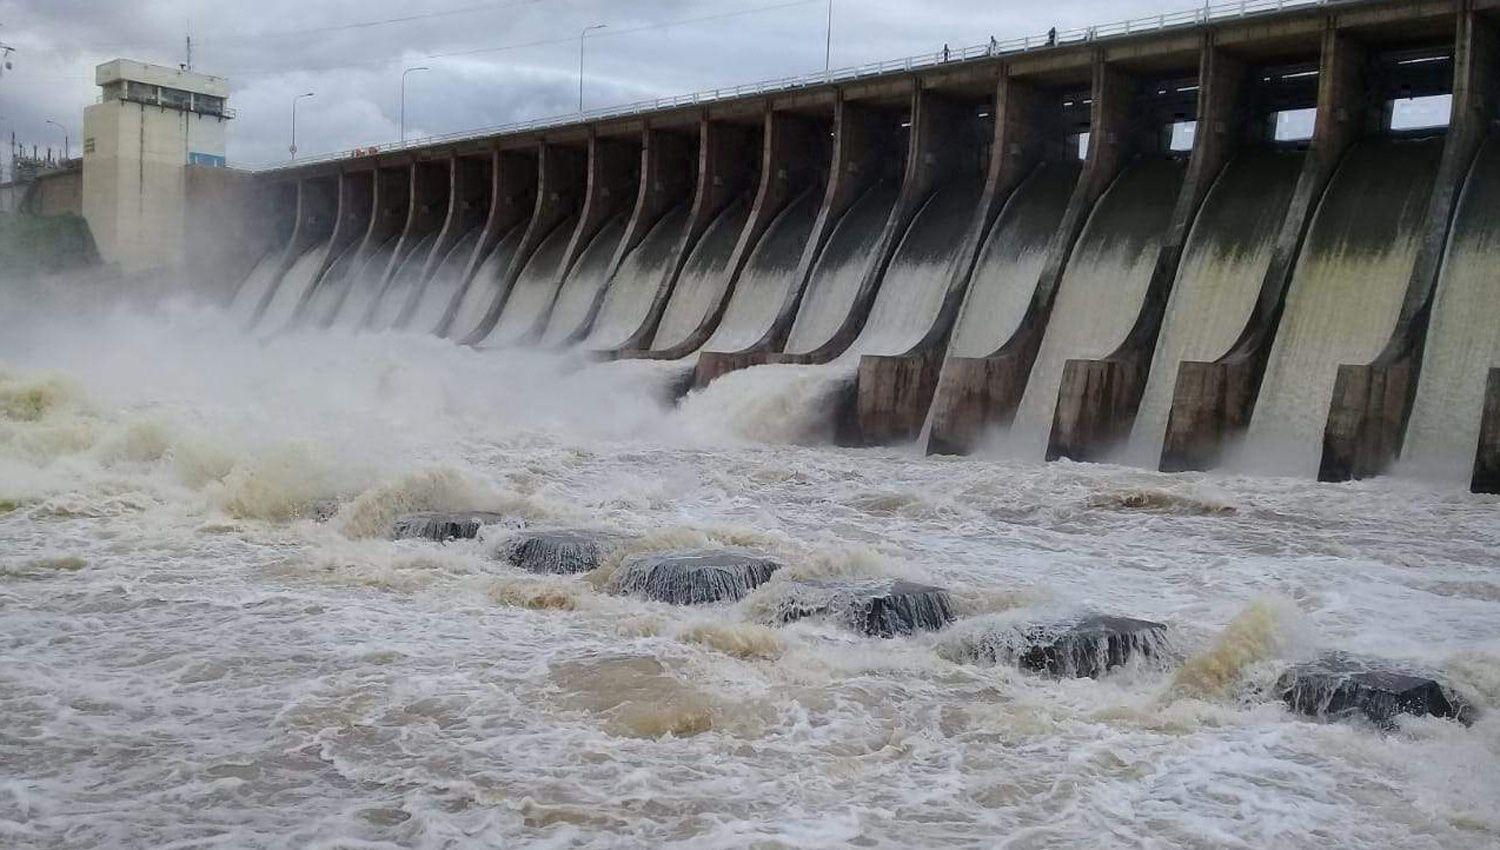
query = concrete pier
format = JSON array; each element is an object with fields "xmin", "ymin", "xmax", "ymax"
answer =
[
  {"xmin": 392, "ymin": 153, "xmax": 491, "ymax": 329},
  {"xmin": 764, "ymin": 88, "xmax": 916, "ymax": 367},
  {"xmin": 1321, "ymin": 6, "xmax": 1499, "ymax": 481},
  {"xmin": 436, "ymin": 148, "xmax": 537, "ymax": 338},
  {"xmin": 1159, "ymin": 24, "xmax": 1372, "ymax": 471},
  {"xmin": 1474, "ymin": 369, "xmax": 1500, "ymax": 492},
  {"xmin": 927, "ymin": 53, "xmax": 1134, "ymax": 455},
  {"xmin": 613, "ymin": 114, "xmax": 760, "ymax": 356},
  {"xmin": 246, "ymin": 175, "xmax": 337, "ymax": 327},
  {"xmin": 853, "ymin": 70, "xmax": 1056, "ymax": 446},
  {"xmin": 287, "ymin": 170, "xmax": 371, "ymax": 327},
  {"xmin": 361, "ymin": 158, "xmax": 449, "ymax": 328},
  {"xmin": 1047, "ymin": 40, "xmax": 1241, "ymax": 463},
  {"xmin": 462, "ymin": 141, "xmax": 587, "ymax": 344}
]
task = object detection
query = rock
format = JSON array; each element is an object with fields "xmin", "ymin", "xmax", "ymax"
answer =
[
  {"xmin": 1277, "ymin": 652, "xmax": 1475, "ymax": 728},
  {"xmin": 391, "ymin": 511, "xmax": 510, "ymax": 542},
  {"xmin": 505, "ymin": 530, "xmax": 631, "ymax": 575},
  {"xmin": 941, "ymin": 614, "xmax": 1170, "ymax": 678},
  {"xmin": 310, "ymin": 499, "xmax": 340, "ymax": 523},
  {"xmin": 773, "ymin": 579, "xmax": 955, "ymax": 637},
  {"xmin": 610, "ymin": 550, "xmax": 780, "ymax": 605}
]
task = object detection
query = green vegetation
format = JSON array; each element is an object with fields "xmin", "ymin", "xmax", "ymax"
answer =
[{"xmin": 0, "ymin": 213, "xmax": 100, "ymax": 277}]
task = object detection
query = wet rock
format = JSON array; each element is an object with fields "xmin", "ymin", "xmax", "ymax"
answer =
[
  {"xmin": 1277, "ymin": 652, "xmax": 1475, "ymax": 728},
  {"xmin": 505, "ymin": 530, "xmax": 631, "ymax": 575},
  {"xmin": 310, "ymin": 499, "xmax": 340, "ymax": 523},
  {"xmin": 774, "ymin": 579, "xmax": 955, "ymax": 637},
  {"xmin": 610, "ymin": 550, "xmax": 780, "ymax": 605},
  {"xmin": 942, "ymin": 614, "xmax": 1170, "ymax": 678},
  {"xmin": 390, "ymin": 511, "xmax": 510, "ymax": 542}
]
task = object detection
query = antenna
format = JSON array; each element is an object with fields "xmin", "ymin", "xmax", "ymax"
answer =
[{"xmin": 184, "ymin": 20, "xmax": 193, "ymax": 71}]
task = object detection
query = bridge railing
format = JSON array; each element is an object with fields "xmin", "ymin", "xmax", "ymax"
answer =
[{"xmin": 259, "ymin": 0, "xmax": 1342, "ymax": 171}]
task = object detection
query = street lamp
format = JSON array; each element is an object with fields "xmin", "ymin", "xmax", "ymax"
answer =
[
  {"xmin": 289, "ymin": 92, "xmax": 314, "ymax": 160},
  {"xmin": 401, "ymin": 66, "xmax": 429, "ymax": 143},
  {"xmin": 579, "ymin": 24, "xmax": 606, "ymax": 113},
  {"xmin": 824, "ymin": 0, "xmax": 834, "ymax": 72},
  {"xmin": 44, "ymin": 118, "xmax": 67, "ymax": 161}
]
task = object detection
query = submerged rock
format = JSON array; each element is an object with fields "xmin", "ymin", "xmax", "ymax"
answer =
[
  {"xmin": 391, "ymin": 511, "xmax": 510, "ymax": 542},
  {"xmin": 1277, "ymin": 652, "xmax": 1475, "ymax": 728},
  {"xmin": 610, "ymin": 550, "xmax": 780, "ymax": 605},
  {"xmin": 505, "ymin": 530, "xmax": 631, "ymax": 575},
  {"xmin": 941, "ymin": 614, "xmax": 1170, "ymax": 678},
  {"xmin": 773, "ymin": 579, "xmax": 955, "ymax": 637}
]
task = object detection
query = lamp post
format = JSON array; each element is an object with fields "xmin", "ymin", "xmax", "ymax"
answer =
[
  {"xmin": 289, "ymin": 92, "xmax": 314, "ymax": 160},
  {"xmin": 44, "ymin": 118, "xmax": 67, "ymax": 161},
  {"xmin": 824, "ymin": 0, "xmax": 834, "ymax": 72},
  {"xmin": 401, "ymin": 66, "xmax": 429, "ymax": 143},
  {"xmin": 579, "ymin": 23, "xmax": 606, "ymax": 113}
]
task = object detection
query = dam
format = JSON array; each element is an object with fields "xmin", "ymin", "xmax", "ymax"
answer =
[{"xmin": 236, "ymin": 0, "xmax": 1500, "ymax": 492}]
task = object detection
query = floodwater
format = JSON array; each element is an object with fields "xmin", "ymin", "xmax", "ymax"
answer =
[{"xmin": 2, "ymin": 275, "xmax": 1498, "ymax": 849}]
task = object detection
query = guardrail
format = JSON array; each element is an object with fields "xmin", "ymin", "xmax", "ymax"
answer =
[{"xmin": 259, "ymin": 0, "xmax": 1345, "ymax": 171}]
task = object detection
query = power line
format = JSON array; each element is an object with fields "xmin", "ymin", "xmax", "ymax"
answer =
[{"xmin": 221, "ymin": 0, "xmax": 823, "ymax": 79}]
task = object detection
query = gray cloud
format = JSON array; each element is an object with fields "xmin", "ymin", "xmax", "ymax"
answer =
[{"xmin": 0, "ymin": 0, "xmax": 1175, "ymax": 170}]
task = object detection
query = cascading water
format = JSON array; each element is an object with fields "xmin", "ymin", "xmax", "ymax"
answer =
[
  {"xmin": 699, "ymin": 188, "xmax": 820, "ymax": 353},
  {"xmin": 1007, "ymin": 158, "xmax": 1186, "ymax": 453},
  {"xmin": 649, "ymin": 195, "xmax": 751, "ymax": 352},
  {"xmin": 477, "ymin": 214, "xmax": 578, "ymax": 347},
  {"xmin": 445, "ymin": 224, "xmax": 524, "ymax": 340},
  {"xmin": 366, "ymin": 231, "xmax": 439, "ymax": 331},
  {"xmin": 404, "ymin": 226, "xmax": 481, "ymax": 334},
  {"xmin": 583, "ymin": 204, "xmax": 690, "ymax": 351},
  {"xmin": 1402, "ymin": 136, "xmax": 1500, "ymax": 481},
  {"xmin": 255, "ymin": 240, "xmax": 331, "ymax": 334},
  {"xmin": 541, "ymin": 213, "xmax": 630, "ymax": 346},
  {"xmin": 946, "ymin": 162, "xmax": 1078, "ymax": 360},
  {"xmin": 1241, "ymin": 139, "xmax": 1442, "ymax": 476},
  {"xmin": 1126, "ymin": 150, "xmax": 1304, "ymax": 466}
]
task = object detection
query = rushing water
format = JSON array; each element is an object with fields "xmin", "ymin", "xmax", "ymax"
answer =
[{"xmin": 2, "ymin": 274, "xmax": 1499, "ymax": 849}]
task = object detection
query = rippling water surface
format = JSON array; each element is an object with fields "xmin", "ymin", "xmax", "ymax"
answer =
[{"xmin": 2, "ymin": 277, "xmax": 1498, "ymax": 849}]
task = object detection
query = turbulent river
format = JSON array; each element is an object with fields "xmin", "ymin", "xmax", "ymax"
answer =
[{"xmin": 2, "ymin": 278, "xmax": 1498, "ymax": 849}]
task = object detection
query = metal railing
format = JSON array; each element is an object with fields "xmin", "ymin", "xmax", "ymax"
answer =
[{"xmin": 259, "ymin": 0, "xmax": 1346, "ymax": 171}]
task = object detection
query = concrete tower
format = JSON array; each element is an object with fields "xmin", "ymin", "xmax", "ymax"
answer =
[{"xmin": 82, "ymin": 59, "xmax": 232, "ymax": 273}]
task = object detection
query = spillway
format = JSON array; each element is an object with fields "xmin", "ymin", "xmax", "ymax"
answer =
[
  {"xmin": 445, "ymin": 224, "xmax": 524, "ymax": 341},
  {"xmin": 367, "ymin": 232, "xmax": 439, "ymax": 331},
  {"xmin": 478, "ymin": 215, "xmax": 578, "ymax": 347},
  {"xmin": 256, "ymin": 240, "xmax": 331, "ymax": 333},
  {"xmin": 583, "ymin": 204, "xmax": 690, "ymax": 351},
  {"xmin": 1009, "ymin": 158, "xmax": 1187, "ymax": 449},
  {"xmin": 833, "ymin": 180, "xmax": 982, "ymax": 363},
  {"xmin": 405, "ymin": 227, "xmax": 481, "ymax": 334},
  {"xmin": 330, "ymin": 236, "xmax": 398, "ymax": 331},
  {"xmin": 947, "ymin": 163, "xmax": 1078, "ymax": 359},
  {"xmin": 1242, "ymin": 139, "xmax": 1442, "ymax": 476},
  {"xmin": 295, "ymin": 242, "xmax": 359, "ymax": 330},
  {"xmin": 229, "ymin": 244, "xmax": 287, "ymax": 324},
  {"xmin": 650, "ymin": 196, "xmax": 751, "ymax": 351},
  {"xmin": 540, "ymin": 214, "xmax": 629, "ymax": 346},
  {"xmin": 1127, "ymin": 151, "xmax": 1304, "ymax": 464},
  {"xmin": 781, "ymin": 181, "xmax": 898, "ymax": 356},
  {"xmin": 700, "ymin": 189, "xmax": 820, "ymax": 353},
  {"xmin": 1400, "ymin": 137, "xmax": 1500, "ymax": 480}
]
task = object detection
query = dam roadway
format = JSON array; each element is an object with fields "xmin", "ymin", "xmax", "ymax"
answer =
[{"xmin": 241, "ymin": 0, "xmax": 1500, "ymax": 492}]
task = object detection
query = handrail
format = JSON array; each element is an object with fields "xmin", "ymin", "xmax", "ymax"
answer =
[{"xmin": 257, "ymin": 0, "xmax": 1343, "ymax": 171}]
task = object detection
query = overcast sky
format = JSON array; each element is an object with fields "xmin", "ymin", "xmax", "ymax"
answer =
[{"xmin": 0, "ymin": 0, "xmax": 1211, "ymax": 170}]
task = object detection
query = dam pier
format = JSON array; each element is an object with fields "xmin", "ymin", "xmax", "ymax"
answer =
[{"xmin": 240, "ymin": 0, "xmax": 1500, "ymax": 490}]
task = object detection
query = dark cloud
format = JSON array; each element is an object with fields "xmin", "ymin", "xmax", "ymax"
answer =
[{"xmin": 0, "ymin": 0, "xmax": 1174, "ymax": 170}]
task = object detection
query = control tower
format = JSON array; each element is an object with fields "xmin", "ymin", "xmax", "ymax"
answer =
[{"xmin": 82, "ymin": 59, "xmax": 232, "ymax": 273}]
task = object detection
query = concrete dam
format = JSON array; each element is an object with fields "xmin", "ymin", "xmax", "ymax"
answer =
[{"xmin": 238, "ymin": 0, "xmax": 1500, "ymax": 492}]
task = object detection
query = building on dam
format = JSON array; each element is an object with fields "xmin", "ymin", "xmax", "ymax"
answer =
[{"xmin": 78, "ymin": 0, "xmax": 1500, "ymax": 495}]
